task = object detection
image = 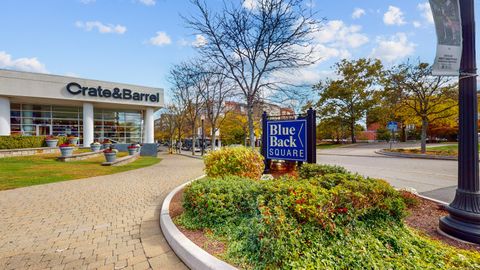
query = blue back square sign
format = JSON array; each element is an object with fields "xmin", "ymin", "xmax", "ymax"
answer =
[{"xmin": 266, "ymin": 119, "xmax": 307, "ymax": 161}]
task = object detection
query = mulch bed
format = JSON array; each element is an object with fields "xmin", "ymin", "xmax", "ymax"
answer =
[
  {"xmin": 405, "ymin": 196, "xmax": 480, "ymax": 252},
  {"xmin": 169, "ymin": 188, "xmax": 480, "ymax": 261},
  {"xmin": 170, "ymin": 189, "xmax": 226, "ymax": 257}
]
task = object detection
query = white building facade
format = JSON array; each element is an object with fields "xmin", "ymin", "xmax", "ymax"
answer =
[{"xmin": 0, "ymin": 69, "xmax": 163, "ymax": 147}]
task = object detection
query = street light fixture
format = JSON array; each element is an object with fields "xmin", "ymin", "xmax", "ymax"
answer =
[
  {"xmin": 439, "ymin": 0, "xmax": 480, "ymax": 244},
  {"xmin": 201, "ymin": 115, "xmax": 205, "ymax": 156}
]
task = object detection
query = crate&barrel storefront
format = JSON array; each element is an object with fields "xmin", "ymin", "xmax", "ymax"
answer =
[{"xmin": 0, "ymin": 69, "xmax": 163, "ymax": 146}]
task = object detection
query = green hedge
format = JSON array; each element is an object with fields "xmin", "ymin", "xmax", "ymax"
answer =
[
  {"xmin": 179, "ymin": 166, "xmax": 480, "ymax": 269},
  {"xmin": 0, "ymin": 136, "xmax": 68, "ymax": 150}
]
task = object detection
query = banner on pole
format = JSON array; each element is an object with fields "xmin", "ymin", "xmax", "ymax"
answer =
[{"xmin": 430, "ymin": 0, "xmax": 462, "ymax": 76}]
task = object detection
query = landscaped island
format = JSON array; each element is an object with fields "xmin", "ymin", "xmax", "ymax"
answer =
[{"xmin": 173, "ymin": 147, "xmax": 480, "ymax": 269}]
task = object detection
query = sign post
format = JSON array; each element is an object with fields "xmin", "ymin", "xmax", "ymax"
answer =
[
  {"xmin": 261, "ymin": 108, "xmax": 316, "ymax": 174},
  {"xmin": 387, "ymin": 121, "xmax": 398, "ymax": 150},
  {"xmin": 439, "ymin": 0, "xmax": 480, "ymax": 244}
]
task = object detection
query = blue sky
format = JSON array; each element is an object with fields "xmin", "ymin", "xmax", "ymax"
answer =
[{"xmin": 0, "ymin": 0, "xmax": 476, "ymax": 100}]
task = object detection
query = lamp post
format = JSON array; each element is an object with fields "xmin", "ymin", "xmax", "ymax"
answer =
[
  {"xmin": 439, "ymin": 0, "xmax": 480, "ymax": 243},
  {"xmin": 201, "ymin": 115, "xmax": 205, "ymax": 156}
]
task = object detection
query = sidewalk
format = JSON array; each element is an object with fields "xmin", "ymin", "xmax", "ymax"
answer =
[{"xmin": 0, "ymin": 153, "xmax": 204, "ymax": 270}]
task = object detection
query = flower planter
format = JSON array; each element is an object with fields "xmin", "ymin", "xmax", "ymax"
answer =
[
  {"xmin": 68, "ymin": 137, "xmax": 79, "ymax": 146},
  {"xmin": 59, "ymin": 147, "xmax": 74, "ymax": 157},
  {"xmin": 104, "ymin": 152, "xmax": 117, "ymax": 163},
  {"xmin": 102, "ymin": 143, "xmax": 113, "ymax": 150},
  {"xmin": 128, "ymin": 148, "xmax": 138, "ymax": 155},
  {"xmin": 90, "ymin": 144, "xmax": 102, "ymax": 152},
  {"xmin": 45, "ymin": 139, "xmax": 59, "ymax": 148}
]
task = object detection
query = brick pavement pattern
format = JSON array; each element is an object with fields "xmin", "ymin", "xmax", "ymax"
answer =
[{"xmin": 0, "ymin": 154, "xmax": 204, "ymax": 270}]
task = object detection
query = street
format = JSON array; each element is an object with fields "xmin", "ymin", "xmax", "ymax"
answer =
[{"xmin": 317, "ymin": 142, "xmax": 458, "ymax": 203}]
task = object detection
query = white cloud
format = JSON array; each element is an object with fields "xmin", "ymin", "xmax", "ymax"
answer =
[
  {"xmin": 138, "ymin": 0, "xmax": 155, "ymax": 6},
  {"xmin": 243, "ymin": 0, "xmax": 258, "ymax": 10},
  {"xmin": 370, "ymin": 33, "xmax": 416, "ymax": 62},
  {"xmin": 413, "ymin": 21, "xmax": 422, "ymax": 28},
  {"xmin": 75, "ymin": 21, "xmax": 127, "ymax": 34},
  {"xmin": 80, "ymin": 0, "xmax": 95, "ymax": 3},
  {"xmin": 418, "ymin": 2, "xmax": 434, "ymax": 24},
  {"xmin": 192, "ymin": 34, "xmax": 207, "ymax": 47},
  {"xmin": 149, "ymin": 31, "xmax": 172, "ymax": 46},
  {"xmin": 383, "ymin": 6, "xmax": 406, "ymax": 26},
  {"xmin": 315, "ymin": 20, "xmax": 369, "ymax": 49},
  {"xmin": 352, "ymin": 8, "xmax": 366, "ymax": 19},
  {"xmin": 0, "ymin": 51, "xmax": 48, "ymax": 73}
]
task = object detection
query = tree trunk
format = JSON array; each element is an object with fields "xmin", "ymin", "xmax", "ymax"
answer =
[
  {"xmin": 350, "ymin": 121, "xmax": 356, "ymax": 144},
  {"xmin": 421, "ymin": 117, "xmax": 428, "ymax": 154},
  {"xmin": 211, "ymin": 125, "xmax": 216, "ymax": 151},
  {"xmin": 401, "ymin": 124, "xmax": 407, "ymax": 142},
  {"xmin": 247, "ymin": 102, "xmax": 255, "ymax": 149},
  {"xmin": 192, "ymin": 121, "xmax": 197, "ymax": 155}
]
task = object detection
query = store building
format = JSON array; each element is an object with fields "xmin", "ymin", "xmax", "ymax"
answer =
[{"xmin": 0, "ymin": 69, "xmax": 163, "ymax": 147}]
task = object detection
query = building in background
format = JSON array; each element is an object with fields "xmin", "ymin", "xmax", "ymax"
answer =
[{"xmin": 0, "ymin": 69, "xmax": 164, "ymax": 146}]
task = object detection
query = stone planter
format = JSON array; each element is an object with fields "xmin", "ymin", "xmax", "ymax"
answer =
[
  {"xmin": 45, "ymin": 139, "xmax": 58, "ymax": 148},
  {"xmin": 68, "ymin": 137, "xmax": 79, "ymax": 146},
  {"xmin": 104, "ymin": 152, "xmax": 117, "ymax": 163},
  {"xmin": 59, "ymin": 147, "xmax": 74, "ymax": 157},
  {"xmin": 128, "ymin": 148, "xmax": 137, "ymax": 155},
  {"xmin": 90, "ymin": 144, "xmax": 101, "ymax": 152}
]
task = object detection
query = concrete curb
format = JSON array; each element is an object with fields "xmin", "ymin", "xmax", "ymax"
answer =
[
  {"xmin": 375, "ymin": 150, "xmax": 457, "ymax": 161},
  {"xmin": 160, "ymin": 175, "xmax": 238, "ymax": 270}
]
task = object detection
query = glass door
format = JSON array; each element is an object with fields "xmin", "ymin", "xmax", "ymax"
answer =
[{"xmin": 36, "ymin": 125, "xmax": 51, "ymax": 136}]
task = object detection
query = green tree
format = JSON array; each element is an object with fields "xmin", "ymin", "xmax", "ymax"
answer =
[
  {"xmin": 314, "ymin": 58, "xmax": 384, "ymax": 143},
  {"xmin": 385, "ymin": 62, "xmax": 458, "ymax": 153}
]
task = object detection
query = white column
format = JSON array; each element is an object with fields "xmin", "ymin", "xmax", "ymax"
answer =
[
  {"xmin": 144, "ymin": 108, "xmax": 154, "ymax": 143},
  {"xmin": 0, "ymin": 97, "xmax": 11, "ymax": 136},
  {"xmin": 83, "ymin": 103, "xmax": 94, "ymax": 147}
]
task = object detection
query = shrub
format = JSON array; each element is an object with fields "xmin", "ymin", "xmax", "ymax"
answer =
[
  {"xmin": 0, "ymin": 136, "xmax": 68, "ymax": 150},
  {"xmin": 182, "ymin": 176, "xmax": 261, "ymax": 228},
  {"xmin": 179, "ymin": 165, "xmax": 480, "ymax": 269},
  {"xmin": 299, "ymin": 163, "xmax": 348, "ymax": 179},
  {"xmin": 204, "ymin": 146, "xmax": 264, "ymax": 179}
]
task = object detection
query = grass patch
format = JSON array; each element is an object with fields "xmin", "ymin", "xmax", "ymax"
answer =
[
  {"xmin": 392, "ymin": 143, "xmax": 479, "ymax": 157},
  {"xmin": 0, "ymin": 153, "xmax": 160, "ymax": 190},
  {"xmin": 316, "ymin": 143, "xmax": 347, "ymax": 149}
]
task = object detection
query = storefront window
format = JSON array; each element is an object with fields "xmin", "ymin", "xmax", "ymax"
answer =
[
  {"xmin": 94, "ymin": 109, "xmax": 143, "ymax": 143},
  {"xmin": 10, "ymin": 104, "xmax": 144, "ymax": 143}
]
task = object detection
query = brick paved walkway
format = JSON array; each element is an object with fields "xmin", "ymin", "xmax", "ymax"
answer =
[{"xmin": 0, "ymin": 154, "xmax": 204, "ymax": 270}]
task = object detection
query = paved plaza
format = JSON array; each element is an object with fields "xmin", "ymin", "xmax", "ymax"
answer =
[{"xmin": 0, "ymin": 154, "xmax": 204, "ymax": 270}]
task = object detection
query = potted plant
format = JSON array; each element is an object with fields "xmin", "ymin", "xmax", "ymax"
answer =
[
  {"xmin": 102, "ymin": 139, "xmax": 112, "ymax": 149},
  {"xmin": 127, "ymin": 144, "xmax": 139, "ymax": 155},
  {"xmin": 133, "ymin": 143, "xmax": 142, "ymax": 153},
  {"xmin": 90, "ymin": 140, "xmax": 101, "ymax": 152},
  {"xmin": 68, "ymin": 135, "xmax": 79, "ymax": 146},
  {"xmin": 59, "ymin": 143, "xmax": 75, "ymax": 157},
  {"xmin": 103, "ymin": 147, "xmax": 118, "ymax": 163},
  {"xmin": 45, "ymin": 135, "xmax": 59, "ymax": 147}
]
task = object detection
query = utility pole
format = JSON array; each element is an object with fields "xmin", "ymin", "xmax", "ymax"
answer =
[{"xmin": 439, "ymin": 0, "xmax": 480, "ymax": 243}]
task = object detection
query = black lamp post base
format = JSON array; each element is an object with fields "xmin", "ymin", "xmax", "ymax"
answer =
[{"xmin": 439, "ymin": 201, "xmax": 480, "ymax": 244}]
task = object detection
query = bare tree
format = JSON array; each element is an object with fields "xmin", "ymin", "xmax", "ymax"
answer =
[
  {"xmin": 185, "ymin": 0, "xmax": 320, "ymax": 148},
  {"xmin": 197, "ymin": 66, "xmax": 236, "ymax": 150},
  {"xmin": 386, "ymin": 61, "xmax": 458, "ymax": 153},
  {"xmin": 156, "ymin": 104, "xmax": 180, "ymax": 153},
  {"xmin": 170, "ymin": 61, "xmax": 206, "ymax": 155}
]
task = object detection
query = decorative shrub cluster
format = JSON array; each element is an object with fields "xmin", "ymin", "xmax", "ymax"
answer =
[
  {"xmin": 298, "ymin": 163, "xmax": 348, "ymax": 178},
  {"xmin": 204, "ymin": 146, "xmax": 264, "ymax": 180},
  {"xmin": 179, "ymin": 163, "xmax": 480, "ymax": 269},
  {"xmin": 0, "ymin": 136, "xmax": 67, "ymax": 150}
]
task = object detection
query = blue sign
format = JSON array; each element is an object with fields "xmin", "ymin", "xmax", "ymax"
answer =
[
  {"xmin": 387, "ymin": 121, "xmax": 398, "ymax": 132},
  {"xmin": 266, "ymin": 119, "xmax": 307, "ymax": 162}
]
